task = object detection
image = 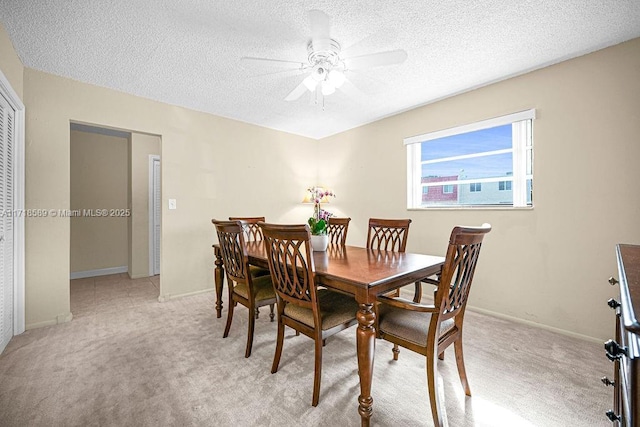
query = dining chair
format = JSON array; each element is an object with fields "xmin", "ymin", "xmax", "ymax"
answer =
[
  {"xmin": 376, "ymin": 223, "xmax": 491, "ymax": 427},
  {"xmin": 212, "ymin": 219, "xmax": 277, "ymax": 358},
  {"xmin": 229, "ymin": 216, "xmax": 271, "ymax": 279},
  {"xmin": 366, "ymin": 218, "xmax": 411, "ymax": 252},
  {"xmin": 259, "ymin": 222, "xmax": 358, "ymax": 407},
  {"xmin": 327, "ymin": 217, "xmax": 351, "ymax": 246},
  {"xmin": 366, "ymin": 218, "xmax": 421, "ymax": 299}
]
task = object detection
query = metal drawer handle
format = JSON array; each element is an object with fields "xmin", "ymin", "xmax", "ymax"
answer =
[
  {"xmin": 604, "ymin": 339, "xmax": 628, "ymax": 361},
  {"xmin": 607, "ymin": 298, "xmax": 621, "ymax": 310},
  {"xmin": 608, "ymin": 277, "xmax": 619, "ymax": 286},
  {"xmin": 605, "ymin": 410, "xmax": 620, "ymax": 422},
  {"xmin": 601, "ymin": 377, "xmax": 615, "ymax": 387}
]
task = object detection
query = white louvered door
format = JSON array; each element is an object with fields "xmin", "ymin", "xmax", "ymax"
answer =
[{"xmin": 0, "ymin": 92, "xmax": 14, "ymax": 354}]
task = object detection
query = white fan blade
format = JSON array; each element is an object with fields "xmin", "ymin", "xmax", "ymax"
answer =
[
  {"xmin": 338, "ymin": 77, "xmax": 367, "ymax": 99},
  {"xmin": 309, "ymin": 9, "xmax": 330, "ymax": 41},
  {"xmin": 346, "ymin": 69, "xmax": 388, "ymax": 93},
  {"xmin": 241, "ymin": 56, "xmax": 305, "ymax": 70},
  {"xmin": 285, "ymin": 79, "xmax": 309, "ymax": 101},
  {"xmin": 344, "ymin": 49, "xmax": 408, "ymax": 70},
  {"xmin": 341, "ymin": 29, "xmax": 401, "ymax": 59},
  {"xmin": 248, "ymin": 68, "xmax": 308, "ymax": 78}
]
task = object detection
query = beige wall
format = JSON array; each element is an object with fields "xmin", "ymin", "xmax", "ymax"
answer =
[
  {"xmin": 319, "ymin": 38, "xmax": 640, "ymax": 340},
  {"xmin": 129, "ymin": 132, "xmax": 161, "ymax": 278},
  {"xmin": 70, "ymin": 130, "xmax": 129, "ymax": 273},
  {"xmin": 23, "ymin": 68, "xmax": 316, "ymax": 328},
  {"xmin": 0, "ymin": 23, "xmax": 23, "ymax": 100}
]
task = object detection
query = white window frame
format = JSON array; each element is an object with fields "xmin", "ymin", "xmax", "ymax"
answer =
[{"xmin": 405, "ymin": 109, "xmax": 535, "ymax": 209}]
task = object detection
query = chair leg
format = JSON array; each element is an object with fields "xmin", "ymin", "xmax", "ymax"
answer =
[
  {"xmin": 245, "ymin": 305, "xmax": 256, "ymax": 358},
  {"xmin": 223, "ymin": 296, "xmax": 235, "ymax": 338},
  {"xmin": 312, "ymin": 333, "xmax": 323, "ymax": 407},
  {"xmin": 454, "ymin": 338, "xmax": 471, "ymax": 396},
  {"xmin": 269, "ymin": 304, "xmax": 275, "ymax": 322},
  {"xmin": 271, "ymin": 317, "xmax": 285, "ymax": 374},
  {"xmin": 392, "ymin": 344, "xmax": 400, "ymax": 361},
  {"xmin": 426, "ymin": 346, "xmax": 445, "ymax": 427},
  {"xmin": 413, "ymin": 281, "xmax": 423, "ymax": 303},
  {"xmin": 255, "ymin": 307, "xmax": 259, "ymax": 319}
]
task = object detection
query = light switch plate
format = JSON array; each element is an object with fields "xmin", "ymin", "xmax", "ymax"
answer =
[{"xmin": 168, "ymin": 199, "xmax": 176, "ymax": 210}]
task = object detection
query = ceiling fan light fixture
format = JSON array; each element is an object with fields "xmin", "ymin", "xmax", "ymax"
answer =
[
  {"xmin": 311, "ymin": 65, "xmax": 327, "ymax": 81},
  {"xmin": 328, "ymin": 69, "xmax": 345, "ymax": 88},
  {"xmin": 275, "ymin": 10, "xmax": 409, "ymax": 104},
  {"xmin": 321, "ymin": 80, "xmax": 336, "ymax": 96}
]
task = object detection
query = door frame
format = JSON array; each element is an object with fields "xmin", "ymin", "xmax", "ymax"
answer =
[
  {"xmin": 0, "ymin": 69, "xmax": 25, "ymax": 336},
  {"xmin": 148, "ymin": 155, "xmax": 160, "ymax": 276}
]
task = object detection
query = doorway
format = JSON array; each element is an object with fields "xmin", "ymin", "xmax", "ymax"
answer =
[{"xmin": 69, "ymin": 124, "xmax": 161, "ymax": 317}]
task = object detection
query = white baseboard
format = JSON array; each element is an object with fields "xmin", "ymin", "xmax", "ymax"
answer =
[
  {"xmin": 70, "ymin": 266, "xmax": 128, "ymax": 280},
  {"xmin": 466, "ymin": 305, "xmax": 602, "ymax": 343},
  {"xmin": 26, "ymin": 311, "xmax": 73, "ymax": 330},
  {"xmin": 402, "ymin": 287, "xmax": 602, "ymax": 343},
  {"xmin": 158, "ymin": 287, "xmax": 213, "ymax": 303}
]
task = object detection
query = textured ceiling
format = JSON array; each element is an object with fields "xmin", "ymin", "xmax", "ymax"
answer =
[{"xmin": 1, "ymin": 1, "xmax": 640, "ymax": 139}]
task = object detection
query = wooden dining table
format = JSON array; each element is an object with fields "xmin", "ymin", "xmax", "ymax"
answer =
[{"xmin": 213, "ymin": 242, "xmax": 445, "ymax": 426}]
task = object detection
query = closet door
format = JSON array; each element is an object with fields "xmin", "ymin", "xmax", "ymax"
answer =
[{"xmin": 0, "ymin": 92, "xmax": 14, "ymax": 354}]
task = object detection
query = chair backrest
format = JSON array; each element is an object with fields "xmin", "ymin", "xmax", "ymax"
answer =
[
  {"xmin": 435, "ymin": 224, "xmax": 491, "ymax": 321},
  {"xmin": 229, "ymin": 216, "xmax": 266, "ymax": 242},
  {"xmin": 259, "ymin": 223, "xmax": 318, "ymax": 313},
  {"xmin": 212, "ymin": 219, "xmax": 249, "ymax": 283},
  {"xmin": 327, "ymin": 217, "xmax": 351, "ymax": 246},
  {"xmin": 366, "ymin": 218, "xmax": 412, "ymax": 252}
]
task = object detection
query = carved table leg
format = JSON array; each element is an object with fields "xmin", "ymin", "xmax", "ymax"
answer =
[
  {"xmin": 357, "ymin": 303, "xmax": 375, "ymax": 426},
  {"xmin": 214, "ymin": 248, "xmax": 225, "ymax": 318}
]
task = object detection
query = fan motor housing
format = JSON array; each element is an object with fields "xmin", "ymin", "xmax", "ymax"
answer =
[{"xmin": 307, "ymin": 38, "xmax": 341, "ymax": 67}]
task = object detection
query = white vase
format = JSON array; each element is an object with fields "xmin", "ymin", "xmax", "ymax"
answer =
[{"xmin": 310, "ymin": 234, "xmax": 329, "ymax": 252}]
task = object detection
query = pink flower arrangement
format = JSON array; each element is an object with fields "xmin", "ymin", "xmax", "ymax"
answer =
[{"xmin": 306, "ymin": 187, "xmax": 335, "ymax": 235}]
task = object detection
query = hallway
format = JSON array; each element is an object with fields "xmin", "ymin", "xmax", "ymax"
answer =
[{"xmin": 70, "ymin": 274, "xmax": 160, "ymax": 318}]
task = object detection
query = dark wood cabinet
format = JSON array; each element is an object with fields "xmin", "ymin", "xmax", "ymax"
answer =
[{"xmin": 606, "ymin": 244, "xmax": 640, "ymax": 425}]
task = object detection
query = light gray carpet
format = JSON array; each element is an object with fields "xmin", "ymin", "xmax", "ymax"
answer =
[{"xmin": 0, "ymin": 276, "xmax": 611, "ymax": 426}]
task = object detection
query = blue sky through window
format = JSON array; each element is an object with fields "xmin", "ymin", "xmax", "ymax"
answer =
[{"xmin": 421, "ymin": 124, "xmax": 513, "ymax": 180}]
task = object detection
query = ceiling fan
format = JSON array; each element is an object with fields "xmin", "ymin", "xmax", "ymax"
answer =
[{"xmin": 240, "ymin": 10, "xmax": 408, "ymax": 104}]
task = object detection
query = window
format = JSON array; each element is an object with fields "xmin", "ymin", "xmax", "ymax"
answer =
[
  {"xmin": 406, "ymin": 109, "xmax": 534, "ymax": 208},
  {"xmin": 499, "ymin": 180, "xmax": 512, "ymax": 191}
]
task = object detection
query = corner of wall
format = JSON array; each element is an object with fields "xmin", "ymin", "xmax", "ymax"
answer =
[{"xmin": 0, "ymin": 21, "xmax": 24, "ymax": 101}]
